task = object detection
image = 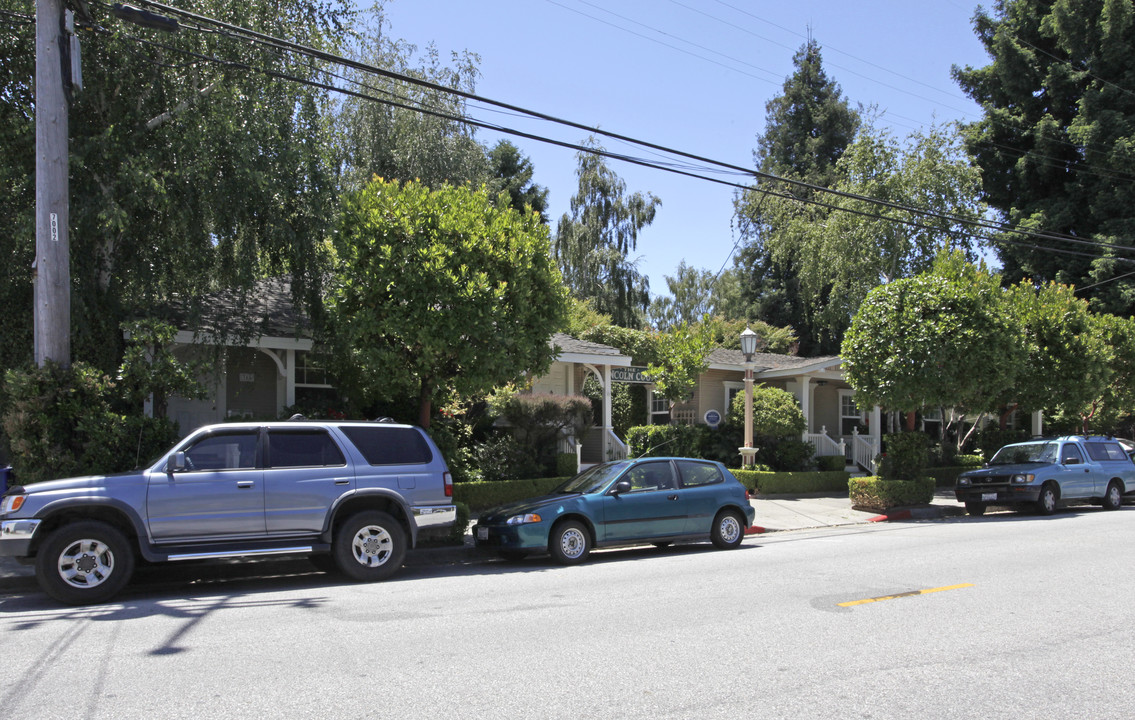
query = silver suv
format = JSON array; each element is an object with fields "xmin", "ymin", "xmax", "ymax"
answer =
[{"xmin": 0, "ymin": 419, "xmax": 456, "ymax": 604}]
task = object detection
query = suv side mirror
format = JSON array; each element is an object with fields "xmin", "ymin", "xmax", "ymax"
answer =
[
  {"xmin": 168, "ymin": 451, "xmax": 187, "ymax": 473},
  {"xmin": 613, "ymin": 480, "xmax": 632, "ymax": 495}
]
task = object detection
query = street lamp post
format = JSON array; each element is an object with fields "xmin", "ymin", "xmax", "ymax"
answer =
[{"xmin": 739, "ymin": 327, "xmax": 760, "ymax": 468}]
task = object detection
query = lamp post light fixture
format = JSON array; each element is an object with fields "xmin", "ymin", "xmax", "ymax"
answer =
[{"xmin": 739, "ymin": 327, "xmax": 760, "ymax": 468}]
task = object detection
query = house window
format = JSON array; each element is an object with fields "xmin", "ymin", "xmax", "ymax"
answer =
[
  {"xmin": 839, "ymin": 391, "xmax": 866, "ymax": 436},
  {"xmin": 723, "ymin": 381, "xmax": 744, "ymax": 416},
  {"xmin": 649, "ymin": 389, "xmax": 670, "ymax": 425},
  {"xmin": 923, "ymin": 407, "xmax": 943, "ymax": 437},
  {"xmin": 295, "ymin": 351, "xmax": 332, "ymax": 387}
]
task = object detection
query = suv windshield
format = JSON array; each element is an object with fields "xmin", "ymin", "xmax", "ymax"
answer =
[
  {"xmin": 554, "ymin": 461, "xmax": 632, "ymax": 494},
  {"xmin": 989, "ymin": 442, "xmax": 1058, "ymax": 466}
]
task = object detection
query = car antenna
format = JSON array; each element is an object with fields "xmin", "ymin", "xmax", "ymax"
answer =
[{"xmin": 642, "ymin": 436, "xmax": 679, "ymax": 457}]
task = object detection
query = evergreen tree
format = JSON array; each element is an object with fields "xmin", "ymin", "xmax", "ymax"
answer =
[
  {"xmin": 953, "ymin": 0, "xmax": 1135, "ymax": 315},
  {"xmin": 733, "ymin": 39, "xmax": 860, "ymax": 354}
]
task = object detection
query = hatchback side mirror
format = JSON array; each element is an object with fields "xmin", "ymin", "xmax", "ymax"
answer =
[{"xmin": 613, "ymin": 481, "xmax": 632, "ymax": 495}]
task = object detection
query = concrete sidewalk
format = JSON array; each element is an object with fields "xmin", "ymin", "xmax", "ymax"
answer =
[{"xmin": 745, "ymin": 487, "xmax": 965, "ymax": 533}]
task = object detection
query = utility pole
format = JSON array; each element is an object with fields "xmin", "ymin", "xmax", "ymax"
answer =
[{"xmin": 34, "ymin": 0, "xmax": 71, "ymax": 368}]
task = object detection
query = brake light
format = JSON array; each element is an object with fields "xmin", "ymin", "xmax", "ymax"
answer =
[{"xmin": 443, "ymin": 471, "xmax": 453, "ymax": 498}]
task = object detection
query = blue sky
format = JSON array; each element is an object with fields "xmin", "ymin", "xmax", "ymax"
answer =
[{"xmin": 381, "ymin": 0, "xmax": 994, "ymax": 296}]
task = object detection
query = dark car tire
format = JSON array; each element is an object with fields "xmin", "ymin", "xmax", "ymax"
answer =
[
  {"xmin": 35, "ymin": 521, "xmax": 135, "ymax": 605},
  {"xmin": 333, "ymin": 511, "xmax": 407, "ymax": 582},
  {"xmin": 549, "ymin": 520, "xmax": 590, "ymax": 565},
  {"xmin": 964, "ymin": 501, "xmax": 987, "ymax": 517},
  {"xmin": 711, "ymin": 509, "xmax": 745, "ymax": 550},
  {"xmin": 1036, "ymin": 483, "xmax": 1058, "ymax": 516},
  {"xmin": 1102, "ymin": 481, "xmax": 1123, "ymax": 511}
]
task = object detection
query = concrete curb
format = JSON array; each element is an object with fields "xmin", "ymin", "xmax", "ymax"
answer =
[{"xmin": 867, "ymin": 504, "xmax": 967, "ymax": 523}]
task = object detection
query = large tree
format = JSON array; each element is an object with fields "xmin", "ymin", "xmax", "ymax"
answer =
[
  {"xmin": 325, "ymin": 179, "xmax": 568, "ymax": 428},
  {"xmin": 733, "ymin": 39, "xmax": 861, "ymax": 354},
  {"xmin": 554, "ymin": 138, "xmax": 660, "ymax": 329},
  {"xmin": 0, "ymin": 0, "xmax": 352, "ymax": 373},
  {"xmin": 954, "ymin": 0, "xmax": 1135, "ymax": 315}
]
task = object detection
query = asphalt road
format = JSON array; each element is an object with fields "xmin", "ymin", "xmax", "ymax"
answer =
[{"xmin": 1, "ymin": 506, "xmax": 1133, "ymax": 719}]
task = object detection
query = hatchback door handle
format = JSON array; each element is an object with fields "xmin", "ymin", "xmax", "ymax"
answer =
[{"xmin": 667, "ymin": 494, "xmax": 679, "ymax": 501}]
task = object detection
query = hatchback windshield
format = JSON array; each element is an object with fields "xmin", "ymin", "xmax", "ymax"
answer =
[
  {"xmin": 554, "ymin": 461, "xmax": 632, "ymax": 494},
  {"xmin": 989, "ymin": 442, "xmax": 1058, "ymax": 465}
]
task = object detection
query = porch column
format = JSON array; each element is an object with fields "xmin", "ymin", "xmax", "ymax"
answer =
[
  {"xmin": 602, "ymin": 364, "xmax": 613, "ymax": 460},
  {"xmin": 285, "ymin": 349, "xmax": 296, "ymax": 407},
  {"xmin": 1031, "ymin": 410, "xmax": 1043, "ymax": 437},
  {"xmin": 799, "ymin": 375, "xmax": 812, "ymax": 440},
  {"xmin": 870, "ymin": 405, "xmax": 882, "ymax": 445}
]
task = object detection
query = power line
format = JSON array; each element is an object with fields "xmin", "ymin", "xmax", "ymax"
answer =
[{"xmin": 98, "ymin": 1, "xmax": 1135, "ymax": 265}]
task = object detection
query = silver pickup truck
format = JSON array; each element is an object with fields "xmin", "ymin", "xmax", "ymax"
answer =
[
  {"xmin": 0, "ymin": 419, "xmax": 456, "ymax": 604},
  {"xmin": 956, "ymin": 435, "xmax": 1135, "ymax": 516}
]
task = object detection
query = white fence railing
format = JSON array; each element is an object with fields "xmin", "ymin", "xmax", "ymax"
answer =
[
  {"xmin": 851, "ymin": 428, "xmax": 879, "ymax": 474},
  {"xmin": 606, "ymin": 429, "xmax": 629, "ymax": 461},
  {"xmin": 804, "ymin": 426, "xmax": 845, "ymax": 458}
]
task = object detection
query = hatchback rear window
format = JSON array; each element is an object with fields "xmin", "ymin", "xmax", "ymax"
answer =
[
  {"xmin": 677, "ymin": 460, "xmax": 723, "ymax": 487},
  {"xmin": 340, "ymin": 426, "xmax": 433, "ymax": 465}
]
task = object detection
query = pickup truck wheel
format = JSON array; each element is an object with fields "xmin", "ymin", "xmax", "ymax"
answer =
[
  {"xmin": 333, "ymin": 511, "xmax": 406, "ymax": 582},
  {"xmin": 549, "ymin": 520, "xmax": 590, "ymax": 565},
  {"xmin": 35, "ymin": 521, "xmax": 135, "ymax": 605},
  {"xmin": 1036, "ymin": 484, "xmax": 1058, "ymax": 516},
  {"xmin": 964, "ymin": 501, "xmax": 987, "ymax": 516},
  {"xmin": 711, "ymin": 509, "xmax": 745, "ymax": 549},
  {"xmin": 1102, "ymin": 481, "xmax": 1123, "ymax": 511}
]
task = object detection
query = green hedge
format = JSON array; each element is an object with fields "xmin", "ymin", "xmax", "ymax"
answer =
[
  {"xmin": 453, "ymin": 477, "xmax": 569, "ymax": 511},
  {"xmin": 732, "ymin": 469, "xmax": 851, "ymax": 495},
  {"xmin": 848, "ymin": 476, "xmax": 935, "ymax": 511}
]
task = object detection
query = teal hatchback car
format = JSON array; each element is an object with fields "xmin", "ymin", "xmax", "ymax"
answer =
[{"xmin": 473, "ymin": 457, "xmax": 756, "ymax": 564}]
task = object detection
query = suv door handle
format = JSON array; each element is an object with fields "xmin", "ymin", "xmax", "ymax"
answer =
[{"xmin": 236, "ymin": 481, "xmax": 255, "ymax": 489}]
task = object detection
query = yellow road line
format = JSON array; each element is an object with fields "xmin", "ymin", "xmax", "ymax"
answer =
[{"xmin": 838, "ymin": 583, "xmax": 974, "ymax": 607}]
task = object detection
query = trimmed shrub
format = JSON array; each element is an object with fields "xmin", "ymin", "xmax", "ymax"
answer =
[
  {"xmin": 556, "ymin": 452, "xmax": 578, "ymax": 477},
  {"xmin": 816, "ymin": 455, "xmax": 846, "ymax": 472},
  {"xmin": 759, "ymin": 438, "xmax": 816, "ymax": 472},
  {"xmin": 727, "ymin": 385, "xmax": 806, "ymax": 437},
  {"xmin": 732, "ymin": 469, "xmax": 851, "ymax": 494},
  {"xmin": 926, "ymin": 466, "xmax": 979, "ymax": 487},
  {"xmin": 453, "ymin": 476, "xmax": 568, "ymax": 511},
  {"xmin": 848, "ymin": 476, "xmax": 935, "ymax": 510},
  {"xmin": 953, "ymin": 454, "xmax": 984, "ymax": 467},
  {"xmin": 467, "ymin": 432, "xmax": 542, "ymax": 482},
  {"xmin": 878, "ymin": 432, "xmax": 930, "ymax": 481}
]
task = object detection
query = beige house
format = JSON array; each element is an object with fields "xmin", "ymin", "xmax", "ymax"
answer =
[{"xmin": 533, "ymin": 334, "xmax": 884, "ymax": 471}]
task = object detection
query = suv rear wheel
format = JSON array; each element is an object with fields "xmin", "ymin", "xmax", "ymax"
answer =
[
  {"xmin": 36, "ymin": 521, "xmax": 135, "ymax": 605},
  {"xmin": 333, "ymin": 511, "xmax": 407, "ymax": 582}
]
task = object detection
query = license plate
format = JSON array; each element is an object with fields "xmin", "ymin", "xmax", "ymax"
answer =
[
  {"xmin": 981, "ymin": 493, "xmax": 997, "ymax": 502},
  {"xmin": 476, "ymin": 527, "xmax": 489, "ymax": 541}
]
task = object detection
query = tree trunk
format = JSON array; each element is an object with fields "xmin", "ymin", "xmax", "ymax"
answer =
[{"xmin": 418, "ymin": 379, "xmax": 433, "ymax": 429}]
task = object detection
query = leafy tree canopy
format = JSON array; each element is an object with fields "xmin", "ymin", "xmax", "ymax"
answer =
[{"xmin": 325, "ymin": 179, "xmax": 568, "ymax": 427}]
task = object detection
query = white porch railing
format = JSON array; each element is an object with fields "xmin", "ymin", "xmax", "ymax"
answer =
[
  {"xmin": 851, "ymin": 428, "xmax": 879, "ymax": 474},
  {"xmin": 606, "ymin": 429, "xmax": 629, "ymax": 461},
  {"xmin": 804, "ymin": 426, "xmax": 846, "ymax": 458}
]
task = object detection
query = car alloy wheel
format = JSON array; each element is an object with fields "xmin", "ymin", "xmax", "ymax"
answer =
[
  {"xmin": 333, "ymin": 510, "xmax": 406, "ymax": 582},
  {"xmin": 35, "ymin": 521, "xmax": 135, "ymax": 605}
]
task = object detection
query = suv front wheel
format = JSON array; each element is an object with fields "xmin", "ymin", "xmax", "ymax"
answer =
[
  {"xmin": 35, "ymin": 521, "xmax": 136, "ymax": 605},
  {"xmin": 333, "ymin": 511, "xmax": 407, "ymax": 582}
]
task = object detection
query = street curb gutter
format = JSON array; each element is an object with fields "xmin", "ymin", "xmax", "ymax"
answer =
[{"xmin": 867, "ymin": 505, "xmax": 967, "ymax": 522}]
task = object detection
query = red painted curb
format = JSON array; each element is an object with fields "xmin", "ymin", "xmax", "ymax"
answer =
[
  {"xmin": 868, "ymin": 509, "xmax": 913, "ymax": 522},
  {"xmin": 745, "ymin": 526, "xmax": 766, "ymax": 535}
]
